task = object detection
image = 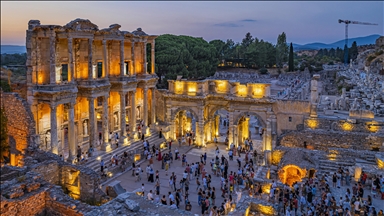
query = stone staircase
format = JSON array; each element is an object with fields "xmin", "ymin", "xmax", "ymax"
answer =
[
  {"xmin": 317, "ymin": 153, "xmax": 377, "ymax": 176},
  {"xmin": 81, "ymin": 129, "xmax": 166, "ymax": 174}
]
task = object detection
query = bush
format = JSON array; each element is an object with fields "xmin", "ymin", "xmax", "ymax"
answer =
[
  {"xmin": 328, "ymin": 61, "xmax": 334, "ymax": 65},
  {"xmin": 259, "ymin": 68, "xmax": 268, "ymax": 74},
  {"xmin": 0, "ymin": 80, "xmax": 11, "ymax": 92}
]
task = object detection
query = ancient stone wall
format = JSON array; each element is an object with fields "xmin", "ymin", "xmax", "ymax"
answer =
[
  {"xmin": 155, "ymin": 89, "xmax": 166, "ymax": 122},
  {"xmin": 25, "ymin": 149, "xmax": 109, "ymax": 204},
  {"xmin": 279, "ymin": 130, "xmax": 384, "ymax": 151},
  {"xmin": 0, "ymin": 91, "xmax": 38, "ymax": 166},
  {"xmin": 273, "ymin": 100, "xmax": 310, "ymax": 136},
  {"xmin": 304, "ymin": 117, "xmax": 383, "ymax": 133},
  {"xmin": 0, "ymin": 188, "xmax": 46, "ymax": 216}
]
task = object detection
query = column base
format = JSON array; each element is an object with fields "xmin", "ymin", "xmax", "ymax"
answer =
[
  {"xmin": 67, "ymin": 156, "xmax": 75, "ymax": 164},
  {"xmin": 101, "ymin": 142, "xmax": 110, "ymax": 151}
]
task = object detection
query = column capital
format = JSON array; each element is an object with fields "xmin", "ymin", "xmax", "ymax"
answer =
[
  {"xmin": 68, "ymin": 102, "xmax": 75, "ymax": 109},
  {"xmin": 50, "ymin": 102, "xmax": 57, "ymax": 109},
  {"xmin": 102, "ymin": 39, "xmax": 107, "ymax": 44},
  {"xmin": 87, "ymin": 97, "xmax": 96, "ymax": 101}
]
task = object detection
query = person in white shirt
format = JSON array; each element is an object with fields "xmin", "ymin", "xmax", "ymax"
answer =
[
  {"xmin": 141, "ymin": 183, "xmax": 145, "ymax": 197},
  {"xmin": 147, "ymin": 190, "xmax": 154, "ymax": 200},
  {"xmin": 353, "ymin": 200, "xmax": 360, "ymax": 214}
]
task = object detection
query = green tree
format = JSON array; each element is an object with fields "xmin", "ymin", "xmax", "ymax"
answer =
[
  {"xmin": 0, "ymin": 80, "xmax": 11, "ymax": 92},
  {"xmin": 209, "ymin": 39, "xmax": 226, "ymax": 63},
  {"xmin": 0, "ymin": 105, "xmax": 9, "ymax": 162},
  {"xmin": 276, "ymin": 32, "xmax": 288, "ymax": 69},
  {"xmin": 349, "ymin": 41, "xmax": 358, "ymax": 61},
  {"xmin": 288, "ymin": 43, "xmax": 294, "ymax": 72},
  {"xmin": 154, "ymin": 34, "xmax": 218, "ymax": 88}
]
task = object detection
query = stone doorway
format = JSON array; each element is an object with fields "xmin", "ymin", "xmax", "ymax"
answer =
[{"xmin": 174, "ymin": 110, "xmax": 196, "ymax": 140}]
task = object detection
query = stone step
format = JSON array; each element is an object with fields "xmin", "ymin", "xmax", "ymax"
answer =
[
  {"xmin": 82, "ymin": 130, "xmax": 166, "ymax": 172},
  {"xmin": 318, "ymin": 160, "xmax": 355, "ymax": 167},
  {"xmin": 87, "ymin": 134, "xmax": 165, "ymax": 170}
]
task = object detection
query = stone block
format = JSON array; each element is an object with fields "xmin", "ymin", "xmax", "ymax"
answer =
[
  {"xmin": 324, "ymin": 110, "xmax": 334, "ymax": 115},
  {"xmin": 116, "ymin": 192, "xmax": 131, "ymax": 203},
  {"xmin": 124, "ymin": 199, "xmax": 140, "ymax": 212},
  {"xmin": 106, "ymin": 181, "xmax": 126, "ymax": 198}
]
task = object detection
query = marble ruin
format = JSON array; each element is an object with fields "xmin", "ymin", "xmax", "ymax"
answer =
[{"xmin": 1, "ymin": 19, "xmax": 384, "ymax": 215}]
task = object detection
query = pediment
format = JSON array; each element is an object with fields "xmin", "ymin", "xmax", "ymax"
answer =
[{"xmin": 64, "ymin": 18, "xmax": 98, "ymax": 31}]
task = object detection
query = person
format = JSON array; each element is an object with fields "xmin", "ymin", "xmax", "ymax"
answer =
[
  {"xmin": 147, "ymin": 190, "xmax": 154, "ymax": 200},
  {"xmin": 100, "ymin": 159, "xmax": 104, "ymax": 173},
  {"xmin": 161, "ymin": 195, "xmax": 167, "ymax": 205},
  {"xmin": 77, "ymin": 146, "xmax": 82, "ymax": 162},
  {"xmin": 168, "ymin": 191, "xmax": 175, "ymax": 205},
  {"xmin": 141, "ymin": 183, "xmax": 145, "ymax": 197},
  {"xmin": 159, "ymin": 129, "xmax": 163, "ymax": 138}
]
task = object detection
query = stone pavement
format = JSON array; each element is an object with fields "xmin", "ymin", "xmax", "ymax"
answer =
[{"xmin": 107, "ymin": 143, "xmax": 247, "ymax": 215}]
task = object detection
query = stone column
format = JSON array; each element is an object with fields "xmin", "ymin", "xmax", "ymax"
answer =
[
  {"xmin": 120, "ymin": 40, "xmax": 125, "ymax": 76},
  {"xmin": 67, "ymin": 102, "xmax": 76, "ymax": 163},
  {"xmin": 227, "ymin": 110, "xmax": 234, "ymax": 148},
  {"xmin": 196, "ymin": 109, "xmax": 205, "ymax": 146},
  {"xmin": 143, "ymin": 42, "xmax": 147, "ymax": 74},
  {"xmin": 131, "ymin": 41, "xmax": 135, "ymax": 75},
  {"xmin": 263, "ymin": 120, "xmax": 272, "ymax": 151},
  {"xmin": 102, "ymin": 95, "xmax": 109, "ymax": 151},
  {"xmin": 310, "ymin": 74, "xmax": 320, "ymax": 117},
  {"xmin": 233, "ymin": 125, "xmax": 238, "ymax": 147},
  {"xmin": 151, "ymin": 88, "xmax": 156, "ymax": 125},
  {"xmin": 50, "ymin": 103, "xmax": 58, "ymax": 154},
  {"xmin": 151, "ymin": 41, "xmax": 155, "ymax": 74},
  {"xmin": 88, "ymin": 97, "xmax": 96, "ymax": 148},
  {"xmin": 68, "ymin": 37, "xmax": 75, "ymax": 83},
  {"xmin": 88, "ymin": 38, "xmax": 93, "ymax": 80},
  {"xmin": 143, "ymin": 88, "xmax": 148, "ymax": 127},
  {"xmin": 130, "ymin": 90, "xmax": 136, "ymax": 137},
  {"xmin": 119, "ymin": 91, "xmax": 127, "ymax": 142},
  {"xmin": 49, "ymin": 31, "xmax": 56, "ymax": 84},
  {"xmin": 102, "ymin": 39, "xmax": 109, "ymax": 78}
]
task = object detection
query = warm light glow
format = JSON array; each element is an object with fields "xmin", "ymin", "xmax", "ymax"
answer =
[
  {"xmin": 307, "ymin": 119, "xmax": 318, "ymax": 129},
  {"xmin": 252, "ymin": 85, "xmax": 265, "ymax": 98},
  {"xmin": 216, "ymin": 81, "xmax": 227, "ymax": 93},
  {"xmin": 342, "ymin": 122, "xmax": 353, "ymax": 131},
  {"xmin": 97, "ymin": 156, "xmax": 101, "ymax": 160},
  {"xmin": 175, "ymin": 81, "xmax": 183, "ymax": 94},
  {"xmin": 377, "ymin": 157, "xmax": 384, "ymax": 169},
  {"xmin": 187, "ymin": 82, "xmax": 197, "ymax": 95},
  {"xmin": 366, "ymin": 121, "xmax": 380, "ymax": 133},
  {"xmin": 271, "ymin": 150, "xmax": 284, "ymax": 165},
  {"xmin": 37, "ymin": 72, "xmax": 44, "ymax": 84},
  {"xmin": 255, "ymin": 204, "xmax": 276, "ymax": 215},
  {"xmin": 97, "ymin": 113, "xmax": 101, "ymax": 120},
  {"xmin": 134, "ymin": 154, "xmax": 141, "ymax": 162},
  {"xmin": 261, "ymin": 183, "xmax": 271, "ymax": 194},
  {"xmin": 328, "ymin": 150, "xmax": 338, "ymax": 161},
  {"xmin": 237, "ymin": 85, "xmax": 247, "ymax": 97}
]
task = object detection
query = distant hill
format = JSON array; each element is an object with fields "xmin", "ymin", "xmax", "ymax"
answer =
[
  {"xmin": 292, "ymin": 34, "xmax": 381, "ymax": 51},
  {"xmin": 1, "ymin": 45, "xmax": 26, "ymax": 54},
  {"xmin": 2, "ymin": 34, "xmax": 382, "ymax": 54}
]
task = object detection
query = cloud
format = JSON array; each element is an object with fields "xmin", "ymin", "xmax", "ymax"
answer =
[
  {"xmin": 213, "ymin": 18, "xmax": 257, "ymax": 27},
  {"xmin": 239, "ymin": 19, "xmax": 257, "ymax": 22},
  {"xmin": 213, "ymin": 22, "xmax": 243, "ymax": 28}
]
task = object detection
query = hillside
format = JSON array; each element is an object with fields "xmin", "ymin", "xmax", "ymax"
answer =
[
  {"xmin": 292, "ymin": 34, "xmax": 381, "ymax": 51},
  {"xmin": 1, "ymin": 45, "xmax": 26, "ymax": 54}
]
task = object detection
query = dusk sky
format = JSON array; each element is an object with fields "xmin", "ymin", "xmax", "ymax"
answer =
[{"xmin": 1, "ymin": 1, "xmax": 383, "ymax": 46}]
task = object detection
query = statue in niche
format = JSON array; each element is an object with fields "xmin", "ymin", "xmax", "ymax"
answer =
[
  {"xmin": 45, "ymin": 131, "xmax": 51, "ymax": 150},
  {"xmin": 114, "ymin": 113, "xmax": 119, "ymax": 128},
  {"xmin": 83, "ymin": 120, "xmax": 88, "ymax": 135}
]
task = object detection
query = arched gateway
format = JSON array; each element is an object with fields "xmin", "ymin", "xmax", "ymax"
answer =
[{"xmin": 162, "ymin": 79, "xmax": 277, "ymax": 151}]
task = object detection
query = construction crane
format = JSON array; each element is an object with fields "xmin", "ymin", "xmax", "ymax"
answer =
[{"xmin": 338, "ymin": 19, "xmax": 378, "ymax": 64}]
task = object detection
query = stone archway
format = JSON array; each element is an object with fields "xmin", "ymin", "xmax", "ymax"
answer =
[
  {"xmin": 171, "ymin": 107, "xmax": 199, "ymax": 140},
  {"xmin": 234, "ymin": 111, "xmax": 267, "ymax": 150},
  {"xmin": 278, "ymin": 164, "xmax": 307, "ymax": 186},
  {"xmin": 206, "ymin": 105, "xmax": 231, "ymax": 145}
]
